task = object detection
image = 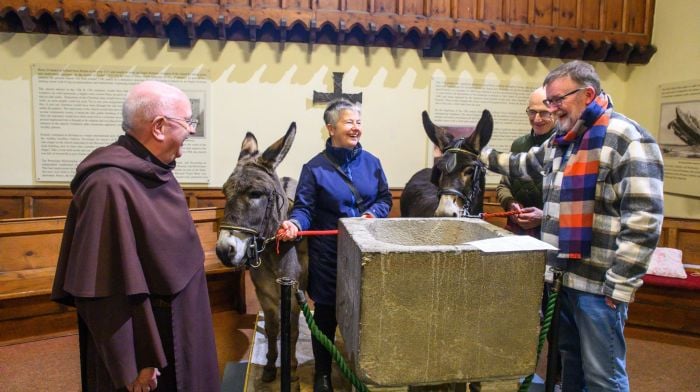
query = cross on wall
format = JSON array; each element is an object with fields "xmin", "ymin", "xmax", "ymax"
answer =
[{"xmin": 312, "ymin": 72, "xmax": 362, "ymax": 105}]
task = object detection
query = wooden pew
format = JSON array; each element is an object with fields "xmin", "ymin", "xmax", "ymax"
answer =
[
  {"xmin": 627, "ymin": 218, "xmax": 700, "ymax": 339},
  {"xmin": 3, "ymin": 186, "xmax": 700, "ymax": 341},
  {"xmin": 0, "ymin": 207, "xmax": 245, "ymax": 344}
]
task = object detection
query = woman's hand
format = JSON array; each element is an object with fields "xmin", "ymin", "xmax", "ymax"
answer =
[{"xmin": 277, "ymin": 220, "xmax": 299, "ymax": 241}]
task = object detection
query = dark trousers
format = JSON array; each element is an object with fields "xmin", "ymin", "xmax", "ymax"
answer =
[{"xmin": 311, "ymin": 303, "xmax": 337, "ymax": 375}]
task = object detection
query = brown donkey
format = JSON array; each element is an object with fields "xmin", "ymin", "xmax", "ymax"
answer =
[{"xmin": 215, "ymin": 123, "xmax": 308, "ymax": 383}]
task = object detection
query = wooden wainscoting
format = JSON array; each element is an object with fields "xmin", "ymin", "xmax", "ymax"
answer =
[
  {"xmin": 0, "ymin": 187, "xmax": 229, "ymax": 219},
  {"xmin": 0, "ymin": 207, "xmax": 245, "ymax": 344},
  {"xmin": 0, "ymin": 186, "xmax": 500, "ymax": 220},
  {"xmin": 3, "ymin": 186, "xmax": 700, "ymax": 342},
  {"xmin": 629, "ymin": 218, "xmax": 700, "ymax": 338}
]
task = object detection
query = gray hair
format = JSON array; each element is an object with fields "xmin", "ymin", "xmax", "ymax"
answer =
[
  {"xmin": 323, "ymin": 98, "xmax": 361, "ymax": 126},
  {"xmin": 121, "ymin": 81, "xmax": 186, "ymax": 132},
  {"xmin": 543, "ymin": 60, "xmax": 601, "ymax": 95}
]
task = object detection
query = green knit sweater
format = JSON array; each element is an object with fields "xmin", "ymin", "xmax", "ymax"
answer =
[{"xmin": 496, "ymin": 128, "xmax": 555, "ymax": 211}]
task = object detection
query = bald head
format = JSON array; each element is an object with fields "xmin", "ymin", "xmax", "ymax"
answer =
[
  {"xmin": 121, "ymin": 81, "xmax": 194, "ymax": 163},
  {"xmin": 526, "ymin": 87, "xmax": 556, "ymax": 136},
  {"xmin": 528, "ymin": 87, "xmax": 547, "ymax": 109},
  {"xmin": 122, "ymin": 81, "xmax": 190, "ymax": 136}
]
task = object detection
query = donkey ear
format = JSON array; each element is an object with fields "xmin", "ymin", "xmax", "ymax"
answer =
[
  {"xmin": 238, "ymin": 132, "xmax": 259, "ymax": 161},
  {"xmin": 259, "ymin": 122, "xmax": 297, "ymax": 170},
  {"xmin": 422, "ymin": 111, "xmax": 452, "ymax": 151},
  {"xmin": 467, "ymin": 109, "xmax": 493, "ymax": 152}
]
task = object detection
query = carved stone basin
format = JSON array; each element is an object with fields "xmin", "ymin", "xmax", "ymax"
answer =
[{"xmin": 336, "ymin": 217, "xmax": 548, "ymax": 388}]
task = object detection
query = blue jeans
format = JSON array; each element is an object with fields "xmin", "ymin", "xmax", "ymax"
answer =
[{"xmin": 557, "ymin": 287, "xmax": 629, "ymax": 392}]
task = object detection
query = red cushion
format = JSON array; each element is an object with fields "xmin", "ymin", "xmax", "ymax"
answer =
[{"xmin": 642, "ymin": 270, "xmax": 700, "ymax": 292}]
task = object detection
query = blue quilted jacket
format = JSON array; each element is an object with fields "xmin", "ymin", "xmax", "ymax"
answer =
[{"xmin": 290, "ymin": 138, "xmax": 392, "ymax": 305}]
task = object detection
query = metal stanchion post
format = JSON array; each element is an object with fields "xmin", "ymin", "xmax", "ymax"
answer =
[
  {"xmin": 545, "ymin": 268, "xmax": 564, "ymax": 392},
  {"xmin": 277, "ymin": 277, "xmax": 297, "ymax": 392}
]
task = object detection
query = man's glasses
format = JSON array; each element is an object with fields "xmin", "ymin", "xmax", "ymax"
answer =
[
  {"xmin": 163, "ymin": 116, "xmax": 199, "ymax": 129},
  {"xmin": 525, "ymin": 109, "xmax": 553, "ymax": 119},
  {"xmin": 543, "ymin": 87, "xmax": 586, "ymax": 108}
]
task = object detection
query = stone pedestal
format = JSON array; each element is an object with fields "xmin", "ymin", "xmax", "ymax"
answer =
[{"xmin": 336, "ymin": 218, "xmax": 548, "ymax": 388}]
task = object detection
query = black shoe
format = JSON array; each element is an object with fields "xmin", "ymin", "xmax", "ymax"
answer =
[{"xmin": 313, "ymin": 373, "xmax": 333, "ymax": 392}]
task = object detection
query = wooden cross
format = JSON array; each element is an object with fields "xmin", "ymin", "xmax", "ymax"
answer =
[{"xmin": 312, "ymin": 72, "xmax": 363, "ymax": 104}]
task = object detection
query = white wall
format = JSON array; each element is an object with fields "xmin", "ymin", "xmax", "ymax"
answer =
[
  {"xmin": 1, "ymin": 1, "xmax": 696, "ymax": 218},
  {"xmin": 0, "ymin": 33, "xmax": 631, "ymax": 188},
  {"xmin": 621, "ymin": 0, "xmax": 700, "ymax": 218}
]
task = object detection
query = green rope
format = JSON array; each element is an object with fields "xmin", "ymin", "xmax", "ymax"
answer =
[
  {"xmin": 296, "ymin": 290, "xmax": 369, "ymax": 392},
  {"xmin": 518, "ymin": 283, "xmax": 560, "ymax": 392}
]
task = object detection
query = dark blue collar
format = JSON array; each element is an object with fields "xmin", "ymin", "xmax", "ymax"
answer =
[{"xmin": 324, "ymin": 138, "xmax": 362, "ymax": 165}]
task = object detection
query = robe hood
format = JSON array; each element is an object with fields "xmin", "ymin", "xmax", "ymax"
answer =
[
  {"xmin": 70, "ymin": 134, "xmax": 174, "ymax": 193},
  {"xmin": 53, "ymin": 135, "xmax": 204, "ymax": 304}
]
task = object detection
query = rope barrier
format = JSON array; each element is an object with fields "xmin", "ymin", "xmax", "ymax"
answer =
[
  {"xmin": 518, "ymin": 272, "xmax": 562, "ymax": 392},
  {"xmin": 295, "ymin": 290, "xmax": 370, "ymax": 392}
]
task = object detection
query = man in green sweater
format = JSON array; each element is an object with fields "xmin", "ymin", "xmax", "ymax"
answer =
[{"xmin": 496, "ymin": 86, "xmax": 556, "ymax": 238}]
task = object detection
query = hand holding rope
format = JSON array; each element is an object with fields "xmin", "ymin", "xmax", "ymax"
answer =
[
  {"xmin": 274, "ymin": 214, "xmax": 373, "ymax": 253},
  {"xmin": 274, "ymin": 228, "xmax": 339, "ymax": 254}
]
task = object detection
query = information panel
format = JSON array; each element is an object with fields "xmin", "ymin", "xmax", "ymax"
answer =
[
  {"xmin": 657, "ymin": 79, "xmax": 700, "ymax": 197},
  {"xmin": 32, "ymin": 64, "xmax": 210, "ymax": 183},
  {"xmin": 429, "ymin": 78, "xmax": 539, "ymax": 184}
]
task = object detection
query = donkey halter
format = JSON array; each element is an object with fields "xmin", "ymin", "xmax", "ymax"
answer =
[
  {"xmin": 437, "ymin": 144, "xmax": 486, "ymax": 218},
  {"xmin": 219, "ymin": 187, "xmax": 285, "ymax": 269}
]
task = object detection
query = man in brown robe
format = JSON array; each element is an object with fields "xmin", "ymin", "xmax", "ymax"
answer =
[{"xmin": 52, "ymin": 81, "xmax": 220, "ymax": 391}]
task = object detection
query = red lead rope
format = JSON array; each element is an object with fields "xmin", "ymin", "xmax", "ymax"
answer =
[
  {"xmin": 273, "ymin": 212, "xmax": 521, "ymax": 254},
  {"xmin": 297, "ymin": 230, "xmax": 340, "ymax": 236},
  {"xmin": 481, "ymin": 210, "xmax": 521, "ymax": 218},
  {"xmin": 275, "ymin": 229, "xmax": 339, "ymax": 254}
]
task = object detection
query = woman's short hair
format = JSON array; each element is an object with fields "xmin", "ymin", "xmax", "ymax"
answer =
[{"xmin": 323, "ymin": 98, "xmax": 361, "ymax": 126}]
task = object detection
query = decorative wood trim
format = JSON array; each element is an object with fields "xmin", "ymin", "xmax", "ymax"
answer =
[{"xmin": 0, "ymin": 0, "xmax": 657, "ymax": 63}]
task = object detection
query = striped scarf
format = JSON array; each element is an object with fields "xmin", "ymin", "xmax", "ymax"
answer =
[{"xmin": 553, "ymin": 92, "xmax": 611, "ymax": 259}]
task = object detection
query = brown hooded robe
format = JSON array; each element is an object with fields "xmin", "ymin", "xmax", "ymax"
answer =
[{"xmin": 52, "ymin": 135, "xmax": 220, "ymax": 391}]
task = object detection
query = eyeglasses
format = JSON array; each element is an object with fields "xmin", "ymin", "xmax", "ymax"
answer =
[
  {"xmin": 163, "ymin": 116, "xmax": 199, "ymax": 129},
  {"xmin": 543, "ymin": 87, "xmax": 586, "ymax": 108},
  {"xmin": 525, "ymin": 109, "xmax": 553, "ymax": 119}
]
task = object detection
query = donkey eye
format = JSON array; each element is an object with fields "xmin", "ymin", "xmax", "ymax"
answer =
[{"xmin": 249, "ymin": 190, "xmax": 265, "ymax": 199}]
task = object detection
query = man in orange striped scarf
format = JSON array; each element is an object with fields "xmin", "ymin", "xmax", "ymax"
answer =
[{"xmin": 481, "ymin": 61, "xmax": 664, "ymax": 391}]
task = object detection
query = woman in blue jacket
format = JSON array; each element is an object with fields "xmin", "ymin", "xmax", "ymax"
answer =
[{"xmin": 279, "ymin": 98, "xmax": 392, "ymax": 392}]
